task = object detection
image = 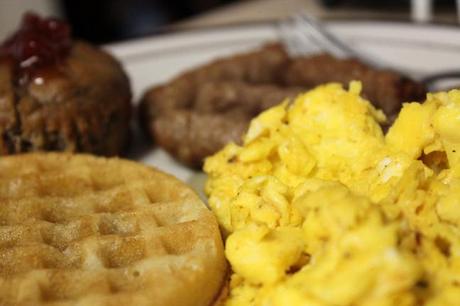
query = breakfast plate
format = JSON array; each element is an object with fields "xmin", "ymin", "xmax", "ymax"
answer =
[
  {"xmin": 2, "ymin": 15, "xmax": 460, "ymax": 305},
  {"xmin": 106, "ymin": 20, "xmax": 460, "ymax": 190}
]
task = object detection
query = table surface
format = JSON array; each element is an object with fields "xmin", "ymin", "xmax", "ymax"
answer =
[{"xmin": 173, "ymin": 0, "xmax": 459, "ymax": 30}]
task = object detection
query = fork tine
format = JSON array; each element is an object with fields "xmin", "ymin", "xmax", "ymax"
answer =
[
  {"xmin": 296, "ymin": 12, "xmax": 385, "ymax": 68},
  {"xmin": 279, "ymin": 11, "xmax": 382, "ymax": 66},
  {"xmin": 292, "ymin": 14, "xmax": 346, "ymax": 58},
  {"xmin": 278, "ymin": 16, "xmax": 321, "ymax": 56},
  {"xmin": 278, "ymin": 19, "xmax": 300, "ymax": 55},
  {"xmin": 290, "ymin": 16, "xmax": 322, "ymax": 54},
  {"xmin": 295, "ymin": 13, "xmax": 355, "ymax": 58}
]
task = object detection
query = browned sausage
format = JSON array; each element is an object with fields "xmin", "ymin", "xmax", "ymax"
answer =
[{"xmin": 139, "ymin": 43, "xmax": 426, "ymax": 168}]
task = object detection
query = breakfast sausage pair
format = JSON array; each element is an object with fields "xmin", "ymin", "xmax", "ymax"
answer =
[{"xmin": 140, "ymin": 43, "xmax": 426, "ymax": 167}]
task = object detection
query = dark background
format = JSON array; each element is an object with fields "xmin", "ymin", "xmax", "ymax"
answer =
[
  {"xmin": 59, "ymin": 0, "xmax": 457, "ymax": 44},
  {"xmin": 61, "ymin": 0, "xmax": 240, "ymax": 44}
]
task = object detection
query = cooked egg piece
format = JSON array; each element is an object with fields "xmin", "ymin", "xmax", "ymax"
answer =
[{"xmin": 205, "ymin": 83, "xmax": 460, "ymax": 306}]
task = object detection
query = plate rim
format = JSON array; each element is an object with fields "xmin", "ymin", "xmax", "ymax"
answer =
[
  {"xmin": 106, "ymin": 19, "xmax": 460, "ymax": 62},
  {"xmin": 107, "ymin": 18, "xmax": 460, "ymax": 44}
]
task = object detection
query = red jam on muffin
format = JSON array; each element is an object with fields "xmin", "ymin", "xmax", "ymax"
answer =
[{"xmin": 0, "ymin": 13, "xmax": 132, "ymax": 156}]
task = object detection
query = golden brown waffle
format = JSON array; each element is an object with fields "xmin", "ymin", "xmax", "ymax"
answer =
[{"xmin": 0, "ymin": 153, "xmax": 227, "ymax": 306}]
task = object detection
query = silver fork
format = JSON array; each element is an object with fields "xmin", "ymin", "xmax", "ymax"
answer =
[{"xmin": 278, "ymin": 13, "xmax": 460, "ymax": 91}]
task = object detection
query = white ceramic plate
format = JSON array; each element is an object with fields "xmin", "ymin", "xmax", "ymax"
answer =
[{"xmin": 105, "ymin": 20, "xmax": 460, "ymax": 191}]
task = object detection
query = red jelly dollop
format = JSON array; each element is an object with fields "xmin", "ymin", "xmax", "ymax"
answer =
[{"xmin": 0, "ymin": 12, "xmax": 71, "ymax": 81}]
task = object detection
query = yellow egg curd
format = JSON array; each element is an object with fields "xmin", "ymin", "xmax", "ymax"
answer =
[{"xmin": 204, "ymin": 82, "xmax": 460, "ymax": 306}]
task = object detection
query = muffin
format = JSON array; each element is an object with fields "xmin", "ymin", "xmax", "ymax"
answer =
[{"xmin": 0, "ymin": 13, "xmax": 131, "ymax": 156}]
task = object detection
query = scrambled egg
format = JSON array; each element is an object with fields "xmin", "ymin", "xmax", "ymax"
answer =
[{"xmin": 204, "ymin": 82, "xmax": 460, "ymax": 306}]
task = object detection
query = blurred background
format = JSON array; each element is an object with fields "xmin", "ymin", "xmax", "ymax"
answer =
[{"xmin": 0, "ymin": 0, "xmax": 459, "ymax": 44}]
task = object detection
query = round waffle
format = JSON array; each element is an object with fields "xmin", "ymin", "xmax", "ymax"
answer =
[{"xmin": 0, "ymin": 153, "xmax": 227, "ymax": 306}]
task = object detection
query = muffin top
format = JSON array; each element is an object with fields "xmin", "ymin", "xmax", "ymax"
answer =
[{"xmin": 0, "ymin": 13, "xmax": 131, "ymax": 156}]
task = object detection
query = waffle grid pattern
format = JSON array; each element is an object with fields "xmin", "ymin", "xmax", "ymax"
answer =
[{"xmin": 0, "ymin": 154, "xmax": 226, "ymax": 306}]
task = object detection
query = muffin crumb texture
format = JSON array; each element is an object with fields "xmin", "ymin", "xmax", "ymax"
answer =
[{"xmin": 0, "ymin": 42, "xmax": 131, "ymax": 156}]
